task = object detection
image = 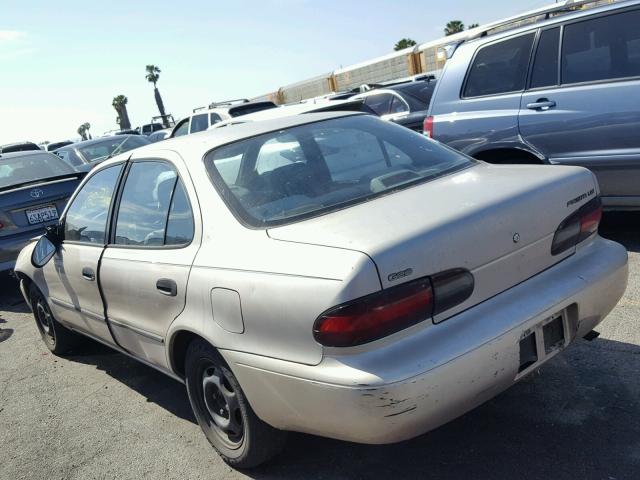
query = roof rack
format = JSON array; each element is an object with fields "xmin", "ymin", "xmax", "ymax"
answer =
[
  {"xmin": 192, "ymin": 106, "xmax": 208, "ymax": 113},
  {"xmin": 460, "ymin": 0, "xmax": 625, "ymax": 44},
  {"xmin": 208, "ymin": 98, "xmax": 249, "ymax": 109}
]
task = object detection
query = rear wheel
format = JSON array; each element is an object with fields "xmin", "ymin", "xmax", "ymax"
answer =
[
  {"xmin": 184, "ymin": 339, "xmax": 286, "ymax": 468},
  {"xmin": 29, "ymin": 284, "xmax": 80, "ymax": 354}
]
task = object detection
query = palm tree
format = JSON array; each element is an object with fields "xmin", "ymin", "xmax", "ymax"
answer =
[
  {"xmin": 145, "ymin": 64, "xmax": 169, "ymax": 128},
  {"xmin": 112, "ymin": 95, "xmax": 132, "ymax": 130},
  {"xmin": 77, "ymin": 124, "xmax": 88, "ymax": 141},
  {"xmin": 82, "ymin": 122, "xmax": 92, "ymax": 139},
  {"xmin": 445, "ymin": 20, "xmax": 465, "ymax": 36},
  {"xmin": 394, "ymin": 38, "xmax": 417, "ymax": 51},
  {"xmin": 468, "ymin": 23, "xmax": 480, "ymax": 29}
]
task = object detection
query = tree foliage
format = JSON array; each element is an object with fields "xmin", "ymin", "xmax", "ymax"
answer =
[
  {"xmin": 394, "ymin": 38, "xmax": 417, "ymax": 51},
  {"xmin": 445, "ymin": 20, "xmax": 465, "ymax": 36}
]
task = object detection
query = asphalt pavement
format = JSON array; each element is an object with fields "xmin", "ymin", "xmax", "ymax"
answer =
[{"xmin": 0, "ymin": 213, "xmax": 638, "ymax": 480}]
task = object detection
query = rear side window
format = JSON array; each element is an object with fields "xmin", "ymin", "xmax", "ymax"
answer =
[
  {"xmin": 114, "ymin": 162, "xmax": 176, "ymax": 246},
  {"xmin": 165, "ymin": 180, "xmax": 194, "ymax": 245},
  {"xmin": 464, "ymin": 33, "xmax": 535, "ymax": 97},
  {"xmin": 562, "ymin": 9, "xmax": 640, "ymax": 84},
  {"xmin": 64, "ymin": 164, "xmax": 123, "ymax": 245},
  {"xmin": 530, "ymin": 28, "xmax": 560, "ymax": 88},
  {"xmin": 210, "ymin": 113, "xmax": 222, "ymax": 125},
  {"xmin": 364, "ymin": 94, "xmax": 393, "ymax": 115},
  {"xmin": 190, "ymin": 114, "xmax": 209, "ymax": 133}
]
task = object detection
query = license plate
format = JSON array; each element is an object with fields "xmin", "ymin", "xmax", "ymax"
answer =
[{"xmin": 26, "ymin": 205, "xmax": 59, "ymax": 225}]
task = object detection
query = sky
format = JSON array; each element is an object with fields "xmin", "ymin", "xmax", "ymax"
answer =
[{"xmin": 0, "ymin": 0, "xmax": 549, "ymax": 144}]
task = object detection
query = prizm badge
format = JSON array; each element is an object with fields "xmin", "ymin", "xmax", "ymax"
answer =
[
  {"xmin": 388, "ymin": 268, "xmax": 413, "ymax": 282},
  {"xmin": 567, "ymin": 188, "xmax": 595, "ymax": 207}
]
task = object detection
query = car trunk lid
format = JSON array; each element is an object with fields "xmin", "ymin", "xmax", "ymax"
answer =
[
  {"xmin": 268, "ymin": 163, "xmax": 598, "ymax": 321},
  {"xmin": 0, "ymin": 175, "xmax": 83, "ymax": 238}
]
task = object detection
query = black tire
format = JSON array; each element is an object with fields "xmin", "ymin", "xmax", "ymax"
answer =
[
  {"xmin": 184, "ymin": 339, "xmax": 286, "ymax": 469},
  {"xmin": 29, "ymin": 283, "xmax": 80, "ymax": 354}
]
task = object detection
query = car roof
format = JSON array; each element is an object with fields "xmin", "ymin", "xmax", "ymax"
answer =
[
  {"xmin": 102, "ymin": 111, "xmax": 364, "ymax": 168},
  {"xmin": 57, "ymin": 135, "xmax": 140, "ymax": 149},
  {"xmin": 0, "ymin": 150, "xmax": 58, "ymax": 160}
]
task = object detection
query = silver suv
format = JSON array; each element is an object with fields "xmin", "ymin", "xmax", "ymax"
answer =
[{"xmin": 426, "ymin": 0, "xmax": 640, "ymax": 210}]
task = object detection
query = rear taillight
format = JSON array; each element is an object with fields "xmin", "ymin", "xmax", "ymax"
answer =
[
  {"xmin": 551, "ymin": 197, "xmax": 602, "ymax": 256},
  {"xmin": 423, "ymin": 115, "xmax": 434, "ymax": 138},
  {"xmin": 313, "ymin": 269, "xmax": 473, "ymax": 347}
]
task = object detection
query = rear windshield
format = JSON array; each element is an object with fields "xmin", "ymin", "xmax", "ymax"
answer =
[
  {"xmin": 228, "ymin": 102, "xmax": 277, "ymax": 118},
  {"xmin": 78, "ymin": 136, "xmax": 150, "ymax": 163},
  {"xmin": 205, "ymin": 115, "xmax": 471, "ymax": 227},
  {"xmin": 0, "ymin": 153, "xmax": 75, "ymax": 189},
  {"xmin": 394, "ymin": 82, "xmax": 436, "ymax": 108}
]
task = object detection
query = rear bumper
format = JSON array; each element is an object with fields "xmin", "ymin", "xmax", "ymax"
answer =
[
  {"xmin": 223, "ymin": 236, "xmax": 628, "ymax": 443},
  {"xmin": 0, "ymin": 230, "xmax": 41, "ymax": 272}
]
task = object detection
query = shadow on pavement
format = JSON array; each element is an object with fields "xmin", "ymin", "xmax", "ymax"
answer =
[
  {"xmin": 600, "ymin": 211, "xmax": 640, "ymax": 252},
  {"xmin": 54, "ymin": 336, "xmax": 639, "ymax": 480},
  {"xmin": 64, "ymin": 339, "xmax": 196, "ymax": 424}
]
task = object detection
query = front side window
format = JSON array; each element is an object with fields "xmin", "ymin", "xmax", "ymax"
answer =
[
  {"xmin": 114, "ymin": 162, "xmax": 176, "ymax": 246},
  {"xmin": 190, "ymin": 114, "xmax": 209, "ymax": 133},
  {"xmin": 464, "ymin": 33, "xmax": 535, "ymax": 97},
  {"xmin": 530, "ymin": 27, "xmax": 560, "ymax": 89},
  {"xmin": 562, "ymin": 9, "xmax": 640, "ymax": 84},
  {"xmin": 205, "ymin": 115, "xmax": 471, "ymax": 227},
  {"xmin": 64, "ymin": 164, "xmax": 123, "ymax": 244}
]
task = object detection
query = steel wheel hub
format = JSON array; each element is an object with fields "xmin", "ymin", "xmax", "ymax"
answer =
[{"xmin": 202, "ymin": 366, "xmax": 243, "ymax": 445}]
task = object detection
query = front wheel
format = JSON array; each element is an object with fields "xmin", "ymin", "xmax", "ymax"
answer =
[
  {"xmin": 29, "ymin": 283, "xmax": 80, "ymax": 354},
  {"xmin": 184, "ymin": 339, "xmax": 286, "ymax": 468}
]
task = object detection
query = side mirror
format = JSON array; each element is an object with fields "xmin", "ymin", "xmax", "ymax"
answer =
[
  {"xmin": 44, "ymin": 224, "xmax": 63, "ymax": 245},
  {"xmin": 31, "ymin": 235, "xmax": 57, "ymax": 268}
]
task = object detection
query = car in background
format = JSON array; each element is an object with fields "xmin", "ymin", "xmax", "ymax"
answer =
[
  {"xmin": 43, "ymin": 141, "xmax": 74, "ymax": 152},
  {"xmin": 14, "ymin": 112, "xmax": 627, "ymax": 468},
  {"xmin": 0, "ymin": 150, "xmax": 86, "ymax": 272},
  {"xmin": 148, "ymin": 129, "xmax": 172, "ymax": 143},
  {"xmin": 208, "ymin": 98, "xmax": 373, "ymax": 129},
  {"xmin": 54, "ymin": 135, "xmax": 151, "ymax": 167},
  {"xmin": 425, "ymin": 0, "xmax": 640, "ymax": 210},
  {"xmin": 170, "ymin": 99, "xmax": 277, "ymax": 138},
  {"xmin": 0, "ymin": 142, "xmax": 41, "ymax": 153},
  {"xmin": 136, "ymin": 123, "xmax": 165, "ymax": 136},
  {"xmin": 351, "ymin": 77, "xmax": 437, "ymax": 132}
]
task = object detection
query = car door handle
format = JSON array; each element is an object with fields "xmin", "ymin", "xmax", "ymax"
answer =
[
  {"xmin": 81, "ymin": 267, "xmax": 95, "ymax": 281},
  {"xmin": 156, "ymin": 279, "xmax": 177, "ymax": 297},
  {"xmin": 526, "ymin": 99, "xmax": 556, "ymax": 111}
]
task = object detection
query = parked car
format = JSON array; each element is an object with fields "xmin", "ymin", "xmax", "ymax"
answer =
[
  {"xmin": 207, "ymin": 98, "xmax": 372, "ymax": 128},
  {"xmin": 54, "ymin": 135, "xmax": 150, "ymax": 167},
  {"xmin": 0, "ymin": 150, "xmax": 85, "ymax": 272},
  {"xmin": 14, "ymin": 112, "xmax": 627, "ymax": 468},
  {"xmin": 170, "ymin": 99, "xmax": 277, "ymax": 138},
  {"xmin": 136, "ymin": 123, "xmax": 165, "ymax": 136},
  {"xmin": 148, "ymin": 129, "xmax": 172, "ymax": 143},
  {"xmin": 0, "ymin": 142, "xmax": 41, "ymax": 153},
  {"xmin": 352, "ymin": 78, "xmax": 437, "ymax": 132},
  {"xmin": 426, "ymin": 0, "xmax": 640, "ymax": 210},
  {"xmin": 44, "ymin": 141, "xmax": 74, "ymax": 152}
]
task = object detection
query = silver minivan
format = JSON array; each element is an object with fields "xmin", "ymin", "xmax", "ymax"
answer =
[{"xmin": 426, "ymin": 0, "xmax": 640, "ymax": 210}]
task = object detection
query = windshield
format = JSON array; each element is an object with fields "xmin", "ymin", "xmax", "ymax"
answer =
[
  {"xmin": 205, "ymin": 115, "xmax": 472, "ymax": 227},
  {"xmin": 78, "ymin": 136, "xmax": 150, "ymax": 163},
  {"xmin": 0, "ymin": 153, "xmax": 75, "ymax": 189}
]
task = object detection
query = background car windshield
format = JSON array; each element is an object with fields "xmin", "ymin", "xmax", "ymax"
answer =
[
  {"xmin": 78, "ymin": 136, "xmax": 150, "ymax": 163},
  {"xmin": 0, "ymin": 153, "xmax": 75, "ymax": 189},
  {"xmin": 205, "ymin": 115, "xmax": 471, "ymax": 226}
]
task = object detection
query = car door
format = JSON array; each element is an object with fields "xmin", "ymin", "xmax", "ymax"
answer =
[
  {"xmin": 519, "ymin": 9, "xmax": 640, "ymax": 200},
  {"xmin": 42, "ymin": 162, "xmax": 124, "ymax": 342},
  {"xmin": 99, "ymin": 153, "xmax": 200, "ymax": 369}
]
